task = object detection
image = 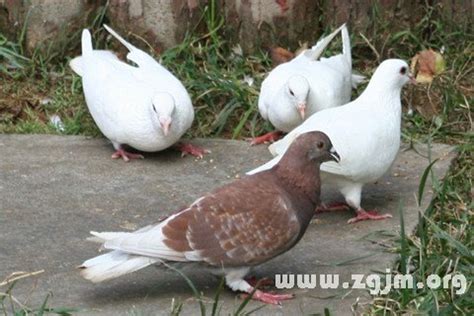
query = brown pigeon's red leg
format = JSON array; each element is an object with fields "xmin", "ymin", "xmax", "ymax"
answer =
[
  {"xmin": 111, "ymin": 148, "xmax": 144, "ymax": 162},
  {"xmin": 347, "ymin": 209, "xmax": 392, "ymax": 224},
  {"xmin": 176, "ymin": 142, "xmax": 210, "ymax": 159},
  {"xmin": 241, "ymin": 289, "xmax": 294, "ymax": 305},
  {"xmin": 249, "ymin": 131, "xmax": 284, "ymax": 146},
  {"xmin": 315, "ymin": 202, "xmax": 351, "ymax": 213}
]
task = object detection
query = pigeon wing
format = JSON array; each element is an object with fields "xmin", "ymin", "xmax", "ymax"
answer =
[{"xmin": 162, "ymin": 175, "xmax": 302, "ymax": 266}]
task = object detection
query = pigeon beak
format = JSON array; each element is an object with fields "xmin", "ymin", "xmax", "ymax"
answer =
[
  {"xmin": 297, "ymin": 103, "xmax": 306, "ymax": 120},
  {"xmin": 408, "ymin": 73, "xmax": 417, "ymax": 84},
  {"xmin": 159, "ymin": 117, "xmax": 172, "ymax": 136},
  {"xmin": 329, "ymin": 147, "xmax": 340, "ymax": 162}
]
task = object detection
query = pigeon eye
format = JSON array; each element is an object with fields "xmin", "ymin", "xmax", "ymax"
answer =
[
  {"xmin": 152, "ymin": 104, "xmax": 157, "ymax": 113},
  {"xmin": 399, "ymin": 67, "xmax": 407, "ymax": 75},
  {"xmin": 317, "ymin": 141, "xmax": 324, "ymax": 149},
  {"xmin": 289, "ymin": 89, "xmax": 295, "ymax": 96}
]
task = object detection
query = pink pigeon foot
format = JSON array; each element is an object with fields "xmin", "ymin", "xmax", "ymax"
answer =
[
  {"xmin": 176, "ymin": 143, "xmax": 210, "ymax": 159},
  {"xmin": 241, "ymin": 289, "xmax": 294, "ymax": 305},
  {"xmin": 347, "ymin": 209, "xmax": 393, "ymax": 224},
  {"xmin": 111, "ymin": 148, "xmax": 144, "ymax": 162},
  {"xmin": 249, "ymin": 131, "xmax": 284, "ymax": 146},
  {"xmin": 315, "ymin": 202, "xmax": 351, "ymax": 213}
]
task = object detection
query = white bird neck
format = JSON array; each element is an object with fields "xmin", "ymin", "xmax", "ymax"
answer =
[
  {"xmin": 363, "ymin": 76, "xmax": 404, "ymax": 97},
  {"xmin": 358, "ymin": 80, "xmax": 404, "ymax": 116}
]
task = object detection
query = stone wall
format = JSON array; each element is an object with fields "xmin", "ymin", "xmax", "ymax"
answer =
[
  {"xmin": 0, "ymin": 0, "xmax": 101, "ymax": 51},
  {"xmin": 0, "ymin": 0, "xmax": 472, "ymax": 54}
]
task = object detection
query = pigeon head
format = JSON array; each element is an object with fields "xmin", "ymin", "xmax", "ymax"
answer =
[
  {"xmin": 274, "ymin": 131, "xmax": 339, "ymax": 204},
  {"xmin": 370, "ymin": 59, "xmax": 414, "ymax": 90},
  {"xmin": 286, "ymin": 75, "xmax": 310, "ymax": 120},
  {"xmin": 299, "ymin": 131, "xmax": 340, "ymax": 164},
  {"xmin": 307, "ymin": 134, "xmax": 340, "ymax": 164},
  {"xmin": 151, "ymin": 92, "xmax": 176, "ymax": 136},
  {"xmin": 281, "ymin": 131, "xmax": 340, "ymax": 167}
]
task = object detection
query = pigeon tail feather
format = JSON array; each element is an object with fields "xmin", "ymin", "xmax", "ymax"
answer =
[
  {"xmin": 103, "ymin": 24, "xmax": 137, "ymax": 53},
  {"xmin": 88, "ymin": 224, "xmax": 156, "ymax": 243},
  {"xmin": 103, "ymin": 24, "xmax": 157, "ymax": 68},
  {"xmin": 69, "ymin": 57, "xmax": 83, "ymax": 77},
  {"xmin": 341, "ymin": 24, "xmax": 352, "ymax": 69},
  {"xmin": 79, "ymin": 250, "xmax": 159, "ymax": 283},
  {"xmin": 81, "ymin": 29, "xmax": 93, "ymax": 58},
  {"xmin": 340, "ymin": 25, "xmax": 367, "ymax": 88},
  {"xmin": 304, "ymin": 23, "xmax": 345, "ymax": 61},
  {"xmin": 88, "ymin": 231, "xmax": 133, "ymax": 243}
]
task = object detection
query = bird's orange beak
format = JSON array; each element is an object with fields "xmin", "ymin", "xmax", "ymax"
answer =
[{"xmin": 297, "ymin": 103, "xmax": 306, "ymax": 120}]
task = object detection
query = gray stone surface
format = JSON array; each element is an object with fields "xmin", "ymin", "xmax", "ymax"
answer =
[
  {"xmin": 0, "ymin": 135, "xmax": 456, "ymax": 315},
  {"xmin": 25, "ymin": 0, "xmax": 85, "ymax": 51}
]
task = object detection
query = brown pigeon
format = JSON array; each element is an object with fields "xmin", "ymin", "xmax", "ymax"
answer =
[{"xmin": 79, "ymin": 131, "xmax": 339, "ymax": 304}]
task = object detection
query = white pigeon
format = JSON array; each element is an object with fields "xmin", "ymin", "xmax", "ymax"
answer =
[
  {"xmin": 248, "ymin": 59, "xmax": 414, "ymax": 223},
  {"xmin": 251, "ymin": 23, "xmax": 365, "ymax": 145},
  {"xmin": 70, "ymin": 25, "xmax": 206, "ymax": 161}
]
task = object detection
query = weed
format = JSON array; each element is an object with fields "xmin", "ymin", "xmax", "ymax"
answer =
[{"xmin": 0, "ymin": 272, "xmax": 79, "ymax": 315}]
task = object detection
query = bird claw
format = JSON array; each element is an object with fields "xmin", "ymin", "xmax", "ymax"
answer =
[
  {"xmin": 315, "ymin": 202, "xmax": 351, "ymax": 213},
  {"xmin": 347, "ymin": 209, "xmax": 392, "ymax": 224},
  {"xmin": 177, "ymin": 143, "xmax": 210, "ymax": 159},
  {"xmin": 111, "ymin": 149, "xmax": 144, "ymax": 162},
  {"xmin": 248, "ymin": 131, "xmax": 284, "ymax": 146},
  {"xmin": 240, "ymin": 289, "xmax": 294, "ymax": 305}
]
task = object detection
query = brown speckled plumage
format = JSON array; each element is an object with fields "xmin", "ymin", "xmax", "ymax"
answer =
[{"xmin": 161, "ymin": 131, "xmax": 336, "ymax": 267}]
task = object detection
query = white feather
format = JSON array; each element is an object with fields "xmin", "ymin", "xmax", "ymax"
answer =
[
  {"xmin": 79, "ymin": 207, "xmax": 206, "ymax": 282},
  {"xmin": 258, "ymin": 24, "xmax": 364, "ymax": 133},
  {"xmin": 79, "ymin": 250, "xmax": 159, "ymax": 283},
  {"xmin": 249, "ymin": 59, "xmax": 412, "ymax": 210},
  {"xmin": 69, "ymin": 50, "xmax": 119, "ymax": 77},
  {"xmin": 70, "ymin": 26, "xmax": 194, "ymax": 153}
]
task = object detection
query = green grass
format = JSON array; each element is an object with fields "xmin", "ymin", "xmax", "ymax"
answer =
[
  {"xmin": 369, "ymin": 146, "xmax": 473, "ymax": 315},
  {"xmin": 1, "ymin": 278, "xmax": 78, "ymax": 315},
  {"xmin": 1, "ymin": 269, "xmax": 263, "ymax": 316},
  {"xmin": 0, "ymin": 0, "xmax": 472, "ymax": 315},
  {"xmin": 159, "ymin": 35, "xmax": 270, "ymax": 139}
]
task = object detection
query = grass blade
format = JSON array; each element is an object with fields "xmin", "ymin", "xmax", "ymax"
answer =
[
  {"xmin": 211, "ymin": 277, "xmax": 225, "ymax": 316},
  {"xmin": 165, "ymin": 264, "xmax": 206, "ymax": 316},
  {"xmin": 239, "ymin": 303, "xmax": 266, "ymax": 315},
  {"xmin": 36, "ymin": 292, "xmax": 51, "ymax": 316},
  {"xmin": 398, "ymin": 200, "xmax": 410, "ymax": 306},
  {"xmin": 417, "ymin": 158, "xmax": 439, "ymax": 206},
  {"xmin": 331, "ymin": 252, "xmax": 379, "ymax": 266},
  {"xmin": 424, "ymin": 216, "xmax": 473, "ymax": 260}
]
